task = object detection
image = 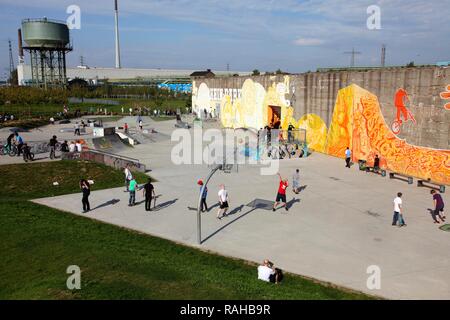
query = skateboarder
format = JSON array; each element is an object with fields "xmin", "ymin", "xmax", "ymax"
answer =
[{"xmin": 273, "ymin": 173, "xmax": 289, "ymax": 212}]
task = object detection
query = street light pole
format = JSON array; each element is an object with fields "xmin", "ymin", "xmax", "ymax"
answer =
[{"xmin": 197, "ymin": 164, "xmax": 221, "ymax": 244}]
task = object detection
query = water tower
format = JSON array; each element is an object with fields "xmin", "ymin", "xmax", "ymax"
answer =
[{"xmin": 21, "ymin": 18, "xmax": 72, "ymax": 88}]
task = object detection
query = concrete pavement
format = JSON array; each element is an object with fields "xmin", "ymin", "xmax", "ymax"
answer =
[{"xmin": 32, "ymin": 118, "xmax": 450, "ymax": 299}]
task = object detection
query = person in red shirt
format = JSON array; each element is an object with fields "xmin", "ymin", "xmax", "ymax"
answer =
[
  {"xmin": 394, "ymin": 88, "xmax": 416, "ymax": 124},
  {"xmin": 273, "ymin": 173, "xmax": 289, "ymax": 212}
]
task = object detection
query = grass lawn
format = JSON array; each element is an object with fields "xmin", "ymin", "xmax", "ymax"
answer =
[{"xmin": 0, "ymin": 161, "xmax": 373, "ymax": 300}]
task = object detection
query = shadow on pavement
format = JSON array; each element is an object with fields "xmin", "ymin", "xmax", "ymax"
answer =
[
  {"xmin": 92, "ymin": 199, "xmax": 120, "ymax": 211},
  {"xmin": 201, "ymin": 207, "xmax": 257, "ymax": 244}
]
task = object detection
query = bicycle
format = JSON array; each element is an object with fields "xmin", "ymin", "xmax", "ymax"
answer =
[
  {"xmin": 391, "ymin": 108, "xmax": 417, "ymax": 135},
  {"xmin": 2, "ymin": 143, "xmax": 18, "ymax": 157},
  {"xmin": 23, "ymin": 145, "xmax": 35, "ymax": 162}
]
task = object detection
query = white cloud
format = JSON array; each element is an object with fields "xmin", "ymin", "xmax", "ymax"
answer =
[{"xmin": 293, "ymin": 38, "xmax": 325, "ymax": 46}]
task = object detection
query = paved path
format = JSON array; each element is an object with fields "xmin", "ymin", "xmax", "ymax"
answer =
[{"xmin": 33, "ymin": 121, "xmax": 450, "ymax": 299}]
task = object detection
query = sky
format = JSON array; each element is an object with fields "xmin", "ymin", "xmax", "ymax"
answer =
[{"xmin": 0, "ymin": 0, "xmax": 449, "ymax": 77}]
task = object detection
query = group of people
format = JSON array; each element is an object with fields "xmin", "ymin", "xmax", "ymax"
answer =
[
  {"xmin": 197, "ymin": 180, "xmax": 230, "ymax": 219},
  {"xmin": 392, "ymin": 190, "xmax": 446, "ymax": 227},
  {"xmin": 0, "ymin": 113, "xmax": 16, "ymax": 123},
  {"xmin": 124, "ymin": 164, "xmax": 156, "ymax": 210}
]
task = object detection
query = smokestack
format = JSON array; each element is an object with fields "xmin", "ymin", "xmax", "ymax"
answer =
[
  {"xmin": 114, "ymin": 0, "xmax": 121, "ymax": 68},
  {"xmin": 18, "ymin": 28, "xmax": 24, "ymax": 64}
]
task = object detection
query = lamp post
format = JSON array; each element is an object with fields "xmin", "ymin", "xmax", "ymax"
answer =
[{"xmin": 197, "ymin": 164, "xmax": 221, "ymax": 244}]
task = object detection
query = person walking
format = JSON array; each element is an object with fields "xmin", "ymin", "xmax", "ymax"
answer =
[
  {"xmin": 49, "ymin": 135, "xmax": 58, "ymax": 159},
  {"xmin": 124, "ymin": 165, "xmax": 133, "ymax": 192},
  {"xmin": 74, "ymin": 122, "xmax": 81, "ymax": 136},
  {"xmin": 430, "ymin": 190, "xmax": 446, "ymax": 224},
  {"xmin": 273, "ymin": 173, "xmax": 289, "ymax": 212},
  {"xmin": 198, "ymin": 180, "xmax": 208, "ymax": 212},
  {"xmin": 392, "ymin": 192, "xmax": 406, "ymax": 227},
  {"xmin": 217, "ymin": 184, "xmax": 229, "ymax": 219},
  {"xmin": 80, "ymin": 179, "xmax": 91, "ymax": 213},
  {"xmin": 345, "ymin": 147, "xmax": 352, "ymax": 168},
  {"xmin": 128, "ymin": 178, "xmax": 138, "ymax": 206},
  {"xmin": 292, "ymin": 169, "xmax": 301, "ymax": 194},
  {"xmin": 143, "ymin": 178, "xmax": 155, "ymax": 211}
]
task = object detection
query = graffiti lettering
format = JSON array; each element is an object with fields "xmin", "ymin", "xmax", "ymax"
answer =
[{"xmin": 440, "ymin": 85, "xmax": 450, "ymax": 110}]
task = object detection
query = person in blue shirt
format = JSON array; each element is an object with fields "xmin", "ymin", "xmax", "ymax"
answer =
[
  {"xmin": 198, "ymin": 180, "xmax": 208, "ymax": 212},
  {"xmin": 14, "ymin": 132, "xmax": 24, "ymax": 156},
  {"xmin": 345, "ymin": 147, "xmax": 352, "ymax": 168}
]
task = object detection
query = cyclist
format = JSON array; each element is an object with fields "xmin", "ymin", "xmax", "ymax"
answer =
[
  {"xmin": 394, "ymin": 88, "xmax": 416, "ymax": 124},
  {"xmin": 49, "ymin": 135, "xmax": 58, "ymax": 159}
]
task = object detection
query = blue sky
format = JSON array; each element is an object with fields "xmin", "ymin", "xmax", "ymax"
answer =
[{"xmin": 0, "ymin": 0, "xmax": 449, "ymax": 77}]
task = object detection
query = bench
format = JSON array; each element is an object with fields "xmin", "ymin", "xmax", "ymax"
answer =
[
  {"xmin": 417, "ymin": 179, "xmax": 446, "ymax": 193},
  {"xmin": 358, "ymin": 160, "xmax": 386, "ymax": 176},
  {"xmin": 389, "ymin": 172, "xmax": 413, "ymax": 184}
]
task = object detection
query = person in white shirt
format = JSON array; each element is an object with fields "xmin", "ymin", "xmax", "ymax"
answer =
[
  {"xmin": 257, "ymin": 259, "xmax": 282, "ymax": 284},
  {"xmin": 75, "ymin": 141, "xmax": 82, "ymax": 152},
  {"xmin": 124, "ymin": 164, "xmax": 133, "ymax": 192},
  {"xmin": 69, "ymin": 141, "xmax": 76, "ymax": 153},
  {"xmin": 392, "ymin": 192, "xmax": 406, "ymax": 227},
  {"xmin": 217, "ymin": 184, "xmax": 229, "ymax": 219},
  {"xmin": 345, "ymin": 147, "xmax": 352, "ymax": 168}
]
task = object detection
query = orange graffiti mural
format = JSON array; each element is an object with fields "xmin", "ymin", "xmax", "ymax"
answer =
[
  {"xmin": 326, "ymin": 85, "xmax": 450, "ymax": 185},
  {"xmin": 441, "ymin": 85, "xmax": 450, "ymax": 110}
]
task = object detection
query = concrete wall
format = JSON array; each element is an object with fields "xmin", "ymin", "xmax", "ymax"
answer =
[{"xmin": 193, "ymin": 67, "xmax": 450, "ymax": 150}]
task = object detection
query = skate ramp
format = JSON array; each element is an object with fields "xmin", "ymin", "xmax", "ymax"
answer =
[
  {"xmin": 326, "ymin": 85, "xmax": 450, "ymax": 185},
  {"xmin": 92, "ymin": 133, "xmax": 131, "ymax": 152}
]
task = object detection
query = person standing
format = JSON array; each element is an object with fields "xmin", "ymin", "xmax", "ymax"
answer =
[
  {"xmin": 345, "ymin": 147, "xmax": 352, "ymax": 168},
  {"xmin": 143, "ymin": 178, "xmax": 155, "ymax": 211},
  {"xmin": 374, "ymin": 155, "xmax": 380, "ymax": 173},
  {"xmin": 80, "ymin": 179, "xmax": 91, "ymax": 213},
  {"xmin": 292, "ymin": 169, "xmax": 300, "ymax": 194},
  {"xmin": 273, "ymin": 173, "xmax": 289, "ymax": 212},
  {"xmin": 139, "ymin": 120, "xmax": 143, "ymax": 131},
  {"xmin": 128, "ymin": 178, "xmax": 138, "ymax": 206},
  {"xmin": 6, "ymin": 132, "xmax": 15, "ymax": 152},
  {"xmin": 69, "ymin": 141, "xmax": 76, "ymax": 153},
  {"xmin": 198, "ymin": 180, "xmax": 208, "ymax": 212},
  {"xmin": 49, "ymin": 135, "xmax": 58, "ymax": 159},
  {"xmin": 74, "ymin": 122, "xmax": 80, "ymax": 136},
  {"xmin": 430, "ymin": 190, "xmax": 446, "ymax": 224},
  {"xmin": 124, "ymin": 122, "xmax": 129, "ymax": 134},
  {"xmin": 14, "ymin": 132, "xmax": 24, "ymax": 156},
  {"xmin": 217, "ymin": 184, "xmax": 229, "ymax": 219},
  {"xmin": 392, "ymin": 192, "xmax": 406, "ymax": 227},
  {"xmin": 124, "ymin": 165, "xmax": 133, "ymax": 192}
]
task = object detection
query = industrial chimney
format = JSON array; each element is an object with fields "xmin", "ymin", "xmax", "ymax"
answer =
[{"xmin": 114, "ymin": 0, "xmax": 121, "ymax": 68}]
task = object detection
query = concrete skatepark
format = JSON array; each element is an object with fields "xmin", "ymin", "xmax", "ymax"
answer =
[{"xmin": 9, "ymin": 115, "xmax": 447, "ymax": 300}]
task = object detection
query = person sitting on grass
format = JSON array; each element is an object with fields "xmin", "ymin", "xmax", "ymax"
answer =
[{"xmin": 257, "ymin": 259, "xmax": 283, "ymax": 284}]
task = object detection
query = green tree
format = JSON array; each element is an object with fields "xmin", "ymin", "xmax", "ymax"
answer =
[{"xmin": 252, "ymin": 69, "xmax": 260, "ymax": 76}]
